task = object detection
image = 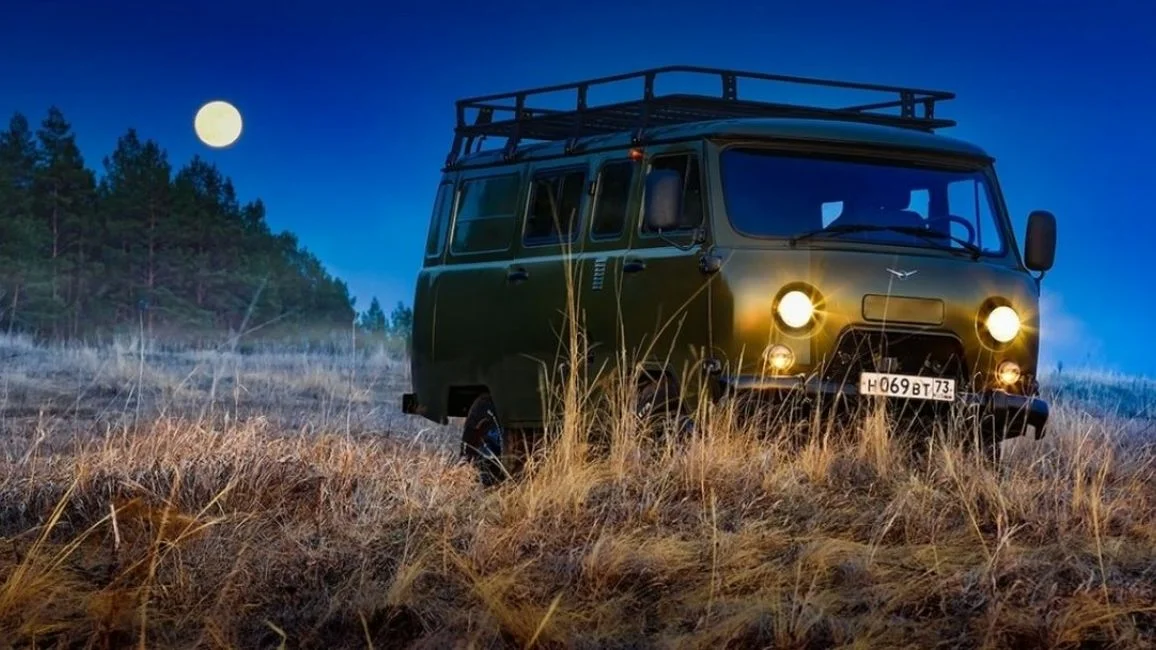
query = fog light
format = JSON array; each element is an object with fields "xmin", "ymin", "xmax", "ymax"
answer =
[
  {"xmin": 996, "ymin": 360, "xmax": 1021, "ymax": 385},
  {"xmin": 764, "ymin": 344, "xmax": 795, "ymax": 371}
]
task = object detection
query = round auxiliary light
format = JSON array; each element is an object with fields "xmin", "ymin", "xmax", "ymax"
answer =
[
  {"xmin": 777, "ymin": 290, "xmax": 815, "ymax": 329},
  {"xmin": 765, "ymin": 344, "xmax": 795, "ymax": 371},
  {"xmin": 996, "ymin": 360, "xmax": 1022, "ymax": 385},
  {"xmin": 985, "ymin": 305, "xmax": 1021, "ymax": 343}
]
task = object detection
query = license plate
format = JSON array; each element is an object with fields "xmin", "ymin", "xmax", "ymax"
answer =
[{"xmin": 858, "ymin": 371, "xmax": 955, "ymax": 402}]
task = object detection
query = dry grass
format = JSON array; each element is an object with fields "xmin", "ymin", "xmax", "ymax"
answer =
[{"xmin": 2, "ymin": 332, "xmax": 1156, "ymax": 648}]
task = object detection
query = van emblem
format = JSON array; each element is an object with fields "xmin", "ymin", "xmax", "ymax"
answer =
[{"xmin": 886, "ymin": 268, "xmax": 918, "ymax": 280}]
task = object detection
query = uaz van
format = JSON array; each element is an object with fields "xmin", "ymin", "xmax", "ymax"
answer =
[{"xmin": 401, "ymin": 65, "xmax": 1057, "ymax": 482}]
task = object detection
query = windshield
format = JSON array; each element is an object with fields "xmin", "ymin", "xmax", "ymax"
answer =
[{"xmin": 719, "ymin": 147, "xmax": 1008, "ymax": 256}]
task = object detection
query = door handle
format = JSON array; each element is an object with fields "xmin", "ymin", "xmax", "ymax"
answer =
[
  {"xmin": 622, "ymin": 258, "xmax": 646, "ymax": 274},
  {"xmin": 506, "ymin": 266, "xmax": 529, "ymax": 282}
]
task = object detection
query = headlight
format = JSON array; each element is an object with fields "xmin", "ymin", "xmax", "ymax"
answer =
[
  {"xmin": 777, "ymin": 290, "xmax": 814, "ymax": 329},
  {"xmin": 985, "ymin": 306, "xmax": 1021, "ymax": 343}
]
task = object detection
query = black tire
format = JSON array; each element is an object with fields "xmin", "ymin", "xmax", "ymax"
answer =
[
  {"xmin": 460, "ymin": 394, "xmax": 538, "ymax": 486},
  {"xmin": 976, "ymin": 437, "xmax": 1005, "ymax": 466},
  {"xmin": 940, "ymin": 424, "xmax": 1005, "ymax": 468},
  {"xmin": 635, "ymin": 374, "xmax": 695, "ymax": 441},
  {"xmin": 460, "ymin": 394, "xmax": 507, "ymax": 486}
]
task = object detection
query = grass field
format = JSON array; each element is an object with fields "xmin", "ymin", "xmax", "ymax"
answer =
[{"xmin": 2, "ymin": 332, "xmax": 1155, "ymax": 648}]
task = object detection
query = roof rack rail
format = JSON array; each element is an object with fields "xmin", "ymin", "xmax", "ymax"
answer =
[{"xmin": 444, "ymin": 65, "xmax": 956, "ymax": 167}]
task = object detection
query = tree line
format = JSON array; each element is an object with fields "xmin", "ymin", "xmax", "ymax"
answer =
[{"xmin": 0, "ymin": 106, "xmax": 408, "ymax": 345}]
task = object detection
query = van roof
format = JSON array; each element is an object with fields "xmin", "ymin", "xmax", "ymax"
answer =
[
  {"xmin": 451, "ymin": 116, "xmax": 990, "ymax": 169},
  {"xmin": 444, "ymin": 66, "xmax": 988, "ymax": 169}
]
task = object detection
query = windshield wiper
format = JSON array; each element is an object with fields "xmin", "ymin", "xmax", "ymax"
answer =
[
  {"xmin": 890, "ymin": 226, "xmax": 983, "ymax": 260},
  {"xmin": 788, "ymin": 224, "xmax": 983, "ymax": 260},
  {"xmin": 788, "ymin": 223, "xmax": 889, "ymax": 246}
]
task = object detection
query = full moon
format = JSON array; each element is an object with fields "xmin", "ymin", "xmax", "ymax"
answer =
[{"xmin": 194, "ymin": 100, "xmax": 243, "ymax": 148}]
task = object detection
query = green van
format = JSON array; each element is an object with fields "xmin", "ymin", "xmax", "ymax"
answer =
[{"xmin": 401, "ymin": 66, "xmax": 1057, "ymax": 482}]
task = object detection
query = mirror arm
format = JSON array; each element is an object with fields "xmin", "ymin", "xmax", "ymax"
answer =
[{"xmin": 656, "ymin": 225, "xmax": 705, "ymax": 252}]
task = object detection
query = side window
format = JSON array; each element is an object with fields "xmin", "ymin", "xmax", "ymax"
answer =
[
  {"xmin": 424, "ymin": 182, "xmax": 454, "ymax": 259},
  {"xmin": 590, "ymin": 160, "xmax": 635, "ymax": 240},
  {"xmin": 524, "ymin": 167, "xmax": 586, "ymax": 245},
  {"xmin": 450, "ymin": 173, "xmax": 521, "ymax": 255},
  {"xmin": 643, "ymin": 153, "xmax": 704, "ymax": 232},
  {"xmin": 946, "ymin": 179, "xmax": 1001, "ymax": 253}
]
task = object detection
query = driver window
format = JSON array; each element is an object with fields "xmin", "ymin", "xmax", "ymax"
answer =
[
  {"xmin": 643, "ymin": 153, "xmax": 704, "ymax": 232},
  {"xmin": 946, "ymin": 180, "xmax": 1000, "ymax": 253}
]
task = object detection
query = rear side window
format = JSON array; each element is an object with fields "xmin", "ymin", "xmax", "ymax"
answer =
[
  {"xmin": 524, "ymin": 167, "xmax": 587, "ymax": 245},
  {"xmin": 450, "ymin": 173, "xmax": 521, "ymax": 255},
  {"xmin": 590, "ymin": 160, "xmax": 635, "ymax": 240},
  {"xmin": 425, "ymin": 182, "xmax": 454, "ymax": 259},
  {"xmin": 643, "ymin": 153, "xmax": 704, "ymax": 232}
]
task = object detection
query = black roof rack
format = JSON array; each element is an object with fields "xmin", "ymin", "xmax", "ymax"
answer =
[{"xmin": 445, "ymin": 65, "xmax": 956, "ymax": 168}]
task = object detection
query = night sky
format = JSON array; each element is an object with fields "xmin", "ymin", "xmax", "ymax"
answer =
[{"xmin": 3, "ymin": 0, "xmax": 1152, "ymax": 374}]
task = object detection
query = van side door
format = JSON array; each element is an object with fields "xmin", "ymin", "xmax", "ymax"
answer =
[
  {"xmin": 499, "ymin": 160, "xmax": 592, "ymax": 427},
  {"xmin": 578, "ymin": 153, "xmax": 642, "ymax": 386},
  {"xmin": 617, "ymin": 143, "xmax": 714, "ymax": 385}
]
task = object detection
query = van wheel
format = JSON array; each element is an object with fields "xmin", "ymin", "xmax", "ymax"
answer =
[
  {"xmin": 635, "ymin": 375, "xmax": 694, "ymax": 441},
  {"xmin": 460, "ymin": 394, "xmax": 505, "ymax": 486},
  {"xmin": 970, "ymin": 436, "xmax": 1005, "ymax": 466},
  {"xmin": 460, "ymin": 393, "xmax": 531, "ymax": 486}
]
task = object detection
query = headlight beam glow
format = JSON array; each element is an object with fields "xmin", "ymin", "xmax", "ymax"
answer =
[
  {"xmin": 985, "ymin": 305, "xmax": 1021, "ymax": 343},
  {"xmin": 777, "ymin": 290, "xmax": 815, "ymax": 329}
]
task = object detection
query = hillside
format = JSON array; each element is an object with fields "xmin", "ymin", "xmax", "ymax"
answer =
[{"xmin": 1, "ymin": 334, "xmax": 1154, "ymax": 648}]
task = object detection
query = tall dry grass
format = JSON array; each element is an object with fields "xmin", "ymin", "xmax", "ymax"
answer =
[{"xmin": 3, "ymin": 330, "xmax": 1156, "ymax": 649}]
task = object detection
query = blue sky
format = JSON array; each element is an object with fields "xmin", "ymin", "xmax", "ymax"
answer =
[{"xmin": 3, "ymin": 0, "xmax": 1153, "ymax": 374}]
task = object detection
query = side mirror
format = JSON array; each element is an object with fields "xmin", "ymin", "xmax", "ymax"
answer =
[
  {"xmin": 643, "ymin": 169, "xmax": 682, "ymax": 232},
  {"xmin": 1024, "ymin": 209, "xmax": 1056, "ymax": 272}
]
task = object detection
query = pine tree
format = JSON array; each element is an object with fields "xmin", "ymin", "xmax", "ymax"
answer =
[
  {"xmin": 33, "ymin": 107, "xmax": 99, "ymax": 337},
  {"xmin": 99, "ymin": 128, "xmax": 174, "ymax": 332},
  {"xmin": 388, "ymin": 300, "xmax": 413, "ymax": 339},
  {"xmin": 0, "ymin": 112, "xmax": 49, "ymax": 334},
  {"xmin": 359, "ymin": 297, "xmax": 387, "ymax": 333}
]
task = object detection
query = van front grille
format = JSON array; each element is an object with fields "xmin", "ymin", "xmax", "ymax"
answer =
[{"xmin": 820, "ymin": 327, "xmax": 970, "ymax": 388}]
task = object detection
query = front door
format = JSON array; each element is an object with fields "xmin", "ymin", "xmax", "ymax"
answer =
[{"xmin": 617, "ymin": 143, "xmax": 715, "ymax": 398}]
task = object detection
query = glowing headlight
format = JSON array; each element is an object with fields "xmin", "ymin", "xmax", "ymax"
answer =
[
  {"xmin": 777, "ymin": 290, "xmax": 814, "ymax": 329},
  {"xmin": 985, "ymin": 306, "xmax": 1021, "ymax": 343}
]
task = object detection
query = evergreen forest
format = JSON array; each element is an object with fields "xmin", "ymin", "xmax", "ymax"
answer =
[{"xmin": 0, "ymin": 107, "xmax": 409, "ymax": 345}]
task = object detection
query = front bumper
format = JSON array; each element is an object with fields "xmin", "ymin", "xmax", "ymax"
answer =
[{"xmin": 716, "ymin": 374, "xmax": 1049, "ymax": 440}]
